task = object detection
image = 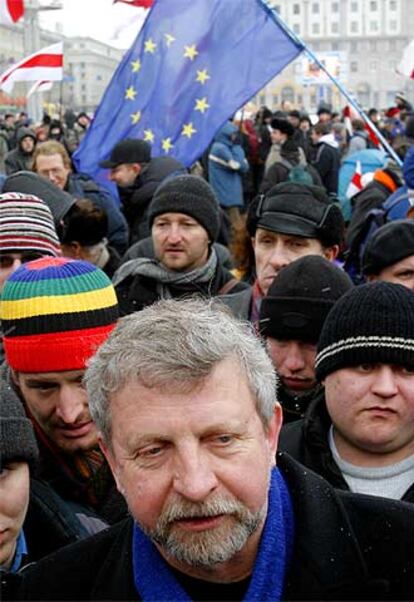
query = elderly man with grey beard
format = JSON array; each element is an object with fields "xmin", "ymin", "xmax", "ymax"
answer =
[{"xmin": 17, "ymin": 298, "xmax": 414, "ymax": 601}]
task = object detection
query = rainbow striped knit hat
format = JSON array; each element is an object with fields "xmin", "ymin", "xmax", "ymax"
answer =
[{"xmin": 1, "ymin": 257, "xmax": 118, "ymax": 373}]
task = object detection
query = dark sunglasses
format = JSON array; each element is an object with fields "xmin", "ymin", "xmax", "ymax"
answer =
[{"xmin": 0, "ymin": 252, "xmax": 44, "ymax": 269}]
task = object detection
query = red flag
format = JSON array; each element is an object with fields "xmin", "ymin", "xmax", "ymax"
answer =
[
  {"xmin": 346, "ymin": 161, "xmax": 364, "ymax": 200},
  {"xmin": 113, "ymin": 0, "xmax": 153, "ymax": 7},
  {"xmin": 0, "ymin": 42, "xmax": 63, "ymax": 94},
  {"xmin": 0, "ymin": 0, "xmax": 24, "ymax": 25}
]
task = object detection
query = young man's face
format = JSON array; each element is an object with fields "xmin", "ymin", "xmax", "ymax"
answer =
[
  {"xmin": 369, "ymin": 255, "xmax": 414, "ymax": 291},
  {"xmin": 101, "ymin": 357, "xmax": 281, "ymax": 576},
  {"xmin": 20, "ymin": 136, "xmax": 35, "ymax": 154},
  {"xmin": 266, "ymin": 338, "xmax": 317, "ymax": 395},
  {"xmin": 324, "ymin": 364, "xmax": 414, "ymax": 465},
  {"xmin": 16, "ymin": 369, "xmax": 98, "ymax": 455},
  {"xmin": 108, "ymin": 163, "xmax": 140, "ymax": 188},
  {"xmin": 152, "ymin": 212, "xmax": 210, "ymax": 273},
  {"xmin": 252, "ymin": 228, "xmax": 336, "ymax": 295}
]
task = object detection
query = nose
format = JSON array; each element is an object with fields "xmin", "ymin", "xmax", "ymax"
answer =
[
  {"xmin": 268, "ymin": 241, "xmax": 289, "ymax": 272},
  {"xmin": 108, "ymin": 171, "xmax": 117, "ymax": 182},
  {"xmin": 282, "ymin": 342, "xmax": 306, "ymax": 373},
  {"xmin": 172, "ymin": 447, "xmax": 218, "ymax": 502},
  {"xmin": 55, "ymin": 386, "xmax": 87, "ymax": 425},
  {"xmin": 371, "ymin": 366, "xmax": 398, "ymax": 398},
  {"xmin": 166, "ymin": 224, "xmax": 183, "ymax": 244}
]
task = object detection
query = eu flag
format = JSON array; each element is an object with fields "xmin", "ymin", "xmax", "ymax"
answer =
[{"xmin": 73, "ymin": 0, "xmax": 303, "ymax": 185}]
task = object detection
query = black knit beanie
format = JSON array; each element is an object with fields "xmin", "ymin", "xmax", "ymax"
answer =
[
  {"xmin": 260, "ymin": 256, "xmax": 353, "ymax": 343},
  {"xmin": 363, "ymin": 220, "xmax": 414, "ymax": 275},
  {"xmin": 316, "ymin": 282, "xmax": 414, "ymax": 381},
  {"xmin": 0, "ymin": 380, "xmax": 38, "ymax": 470},
  {"xmin": 148, "ymin": 175, "xmax": 220, "ymax": 242}
]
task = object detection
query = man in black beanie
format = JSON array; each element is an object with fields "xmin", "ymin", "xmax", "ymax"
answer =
[
  {"xmin": 280, "ymin": 281, "xmax": 414, "ymax": 502},
  {"xmin": 259, "ymin": 256, "xmax": 353, "ymax": 423},
  {"xmin": 113, "ymin": 174, "xmax": 248, "ymax": 315}
]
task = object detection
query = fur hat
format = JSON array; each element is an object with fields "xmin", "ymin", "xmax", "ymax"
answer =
[{"xmin": 148, "ymin": 175, "xmax": 220, "ymax": 241}]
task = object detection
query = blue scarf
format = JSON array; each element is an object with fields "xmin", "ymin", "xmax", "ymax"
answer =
[{"xmin": 132, "ymin": 467, "xmax": 294, "ymax": 601}]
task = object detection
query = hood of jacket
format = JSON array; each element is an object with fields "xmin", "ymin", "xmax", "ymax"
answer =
[
  {"xmin": 318, "ymin": 133, "xmax": 339, "ymax": 149},
  {"xmin": 213, "ymin": 121, "xmax": 238, "ymax": 147}
]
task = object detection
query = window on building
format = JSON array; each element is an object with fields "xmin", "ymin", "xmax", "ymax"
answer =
[
  {"xmin": 281, "ymin": 86, "xmax": 295, "ymax": 103},
  {"xmin": 389, "ymin": 0, "xmax": 397, "ymax": 10},
  {"xmin": 331, "ymin": 22, "xmax": 339, "ymax": 33},
  {"xmin": 350, "ymin": 41, "xmax": 358, "ymax": 52},
  {"xmin": 293, "ymin": 23, "xmax": 301, "ymax": 34},
  {"xmin": 369, "ymin": 20, "xmax": 379, "ymax": 32},
  {"xmin": 389, "ymin": 20, "xmax": 398, "ymax": 31},
  {"xmin": 350, "ymin": 61, "xmax": 358, "ymax": 72},
  {"xmin": 80, "ymin": 62, "xmax": 85, "ymax": 69},
  {"xmin": 389, "ymin": 39, "xmax": 396, "ymax": 50},
  {"xmin": 273, "ymin": 4, "xmax": 280, "ymax": 13},
  {"xmin": 332, "ymin": 2, "xmax": 339, "ymax": 12},
  {"xmin": 312, "ymin": 22, "xmax": 320, "ymax": 34},
  {"xmin": 331, "ymin": 41, "xmax": 339, "ymax": 50},
  {"xmin": 369, "ymin": 40, "xmax": 377, "ymax": 51},
  {"xmin": 272, "ymin": 94, "xmax": 278, "ymax": 107},
  {"xmin": 351, "ymin": 1, "xmax": 358, "ymax": 11},
  {"xmin": 312, "ymin": 3, "xmax": 319, "ymax": 13},
  {"xmin": 370, "ymin": 1, "xmax": 378, "ymax": 10},
  {"xmin": 293, "ymin": 3, "xmax": 300, "ymax": 14},
  {"xmin": 259, "ymin": 94, "xmax": 266, "ymax": 106},
  {"xmin": 350, "ymin": 21, "xmax": 358, "ymax": 32}
]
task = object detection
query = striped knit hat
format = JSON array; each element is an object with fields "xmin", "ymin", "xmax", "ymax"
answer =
[
  {"xmin": 1, "ymin": 257, "xmax": 118, "ymax": 373},
  {"xmin": 315, "ymin": 282, "xmax": 414, "ymax": 381},
  {"xmin": 0, "ymin": 192, "xmax": 61, "ymax": 257}
]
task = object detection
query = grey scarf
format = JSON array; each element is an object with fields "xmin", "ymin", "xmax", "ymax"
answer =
[{"xmin": 113, "ymin": 249, "xmax": 218, "ymax": 299}]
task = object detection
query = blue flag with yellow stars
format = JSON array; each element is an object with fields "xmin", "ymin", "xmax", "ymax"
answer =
[{"xmin": 73, "ymin": 0, "xmax": 303, "ymax": 185}]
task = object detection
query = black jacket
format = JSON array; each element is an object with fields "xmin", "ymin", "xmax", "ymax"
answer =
[
  {"xmin": 17, "ymin": 453, "xmax": 414, "ymax": 600},
  {"xmin": 4, "ymin": 127, "xmax": 36, "ymax": 175},
  {"xmin": 311, "ymin": 140, "xmax": 340, "ymax": 194},
  {"xmin": 279, "ymin": 392, "xmax": 414, "ymax": 502},
  {"xmin": 115, "ymin": 254, "xmax": 248, "ymax": 316},
  {"xmin": 118, "ymin": 156, "xmax": 186, "ymax": 245}
]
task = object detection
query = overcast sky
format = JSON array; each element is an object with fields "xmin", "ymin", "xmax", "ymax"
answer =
[{"xmin": 38, "ymin": 0, "xmax": 148, "ymax": 48}]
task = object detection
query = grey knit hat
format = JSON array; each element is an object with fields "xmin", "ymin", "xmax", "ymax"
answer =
[
  {"xmin": 0, "ymin": 379, "xmax": 38, "ymax": 469},
  {"xmin": 148, "ymin": 175, "xmax": 220, "ymax": 242},
  {"xmin": 315, "ymin": 282, "xmax": 414, "ymax": 381}
]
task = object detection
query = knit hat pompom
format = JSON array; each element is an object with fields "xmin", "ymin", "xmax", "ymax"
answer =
[
  {"xmin": 0, "ymin": 192, "xmax": 61, "ymax": 257},
  {"xmin": 1, "ymin": 257, "xmax": 118, "ymax": 372},
  {"xmin": 148, "ymin": 175, "xmax": 220, "ymax": 242},
  {"xmin": 316, "ymin": 282, "xmax": 414, "ymax": 381}
]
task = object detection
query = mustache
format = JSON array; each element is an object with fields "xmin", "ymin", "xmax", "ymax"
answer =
[{"xmin": 157, "ymin": 497, "xmax": 247, "ymax": 527}]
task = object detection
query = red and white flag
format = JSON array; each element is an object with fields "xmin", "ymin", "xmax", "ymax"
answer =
[
  {"xmin": 27, "ymin": 80, "xmax": 53, "ymax": 97},
  {"xmin": 397, "ymin": 40, "xmax": 414, "ymax": 79},
  {"xmin": 0, "ymin": 0, "xmax": 24, "ymax": 25},
  {"xmin": 346, "ymin": 160, "xmax": 363, "ymax": 200},
  {"xmin": 113, "ymin": 0, "xmax": 153, "ymax": 7},
  {"xmin": 0, "ymin": 42, "xmax": 63, "ymax": 94}
]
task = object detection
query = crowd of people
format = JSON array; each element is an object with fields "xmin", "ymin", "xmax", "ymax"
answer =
[{"xmin": 2, "ymin": 92, "xmax": 414, "ymax": 600}]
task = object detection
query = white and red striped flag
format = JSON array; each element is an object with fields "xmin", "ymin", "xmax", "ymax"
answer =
[
  {"xmin": 346, "ymin": 160, "xmax": 363, "ymax": 200},
  {"xmin": 397, "ymin": 40, "xmax": 414, "ymax": 79},
  {"xmin": 113, "ymin": 0, "xmax": 153, "ymax": 7},
  {"xmin": 27, "ymin": 80, "xmax": 53, "ymax": 97},
  {"xmin": 0, "ymin": 42, "xmax": 63, "ymax": 94},
  {"xmin": 0, "ymin": 0, "xmax": 24, "ymax": 25}
]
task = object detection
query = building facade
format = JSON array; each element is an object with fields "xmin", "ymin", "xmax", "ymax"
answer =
[{"xmin": 260, "ymin": 0, "xmax": 414, "ymax": 112}]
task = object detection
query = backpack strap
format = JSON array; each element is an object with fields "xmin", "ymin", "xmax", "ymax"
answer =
[{"xmin": 218, "ymin": 277, "xmax": 240, "ymax": 295}]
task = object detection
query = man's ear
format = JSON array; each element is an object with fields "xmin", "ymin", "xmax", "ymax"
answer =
[
  {"xmin": 10, "ymin": 369, "xmax": 20, "ymax": 388},
  {"xmin": 323, "ymin": 244, "xmax": 339, "ymax": 261},
  {"xmin": 99, "ymin": 435, "xmax": 124, "ymax": 495},
  {"xmin": 267, "ymin": 403, "xmax": 283, "ymax": 467}
]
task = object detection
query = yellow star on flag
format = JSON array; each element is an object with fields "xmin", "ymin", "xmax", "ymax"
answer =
[
  {"xmin": 184, "ymin": 44, "xmax": 198, "ymax": 61},
  {"xmin": 196, "ymin": 69, "xmax": 210, "ymax": 84},
  {"xmin": 162, "ymin": 138, "xmax": 174, "ymax": 153},
  {"xmin": 131, "ymin": 111, "xmax": 141, "ymax": 124},
  {"xmin": 144, "ymin": 38, "xmax": 157, "ymax": 53},
  {"xmin": 182, "ymin": 122, "xmax": 197, "ymax": 138},
  {"xmin": 125, "ymin": 86, "xmax": 137, "ymax": 100},
  {"xmin": 164, "ymin": 33, "xmax": 176, "ymax": 47},
  {"xmin": 144, "ymin": 129, "xmax": 155, "ymax": 143},
  {"xmin": 195, "ymin": 97, "xmax": 210, "ymax": 114},
  {"xmin": 131, "ymin": 59, "xmax": 141, "ymax": 73}
]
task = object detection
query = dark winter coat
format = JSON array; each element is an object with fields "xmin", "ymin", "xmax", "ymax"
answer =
[
  {"xmin": 279, "ymin": 392, "xmax": 414, "ymax": 503},
  {"xmin": 17, "ymin": 453, "xmax": 414, "ymax": 601},
  {"xmin": 312, "ymin": 137, "xmax": 341, "ymax": 194},
  {"xmin": 4, "ymin": 128, "xmax": 36, "ymax": 175},
  {"xmin": 65, "ymin": 173, "xmax": 129, "ymax": 254},
  {"xmin": 115, "ymin": 253, "xmax": 248, "ymax": 316},
  {"xmin": 118, "ymin": 156, "xmax": 186, "ymax": 245},
  {"xmin": 260, "ymin": 141, "xmax": 322, "ymax": 194}
]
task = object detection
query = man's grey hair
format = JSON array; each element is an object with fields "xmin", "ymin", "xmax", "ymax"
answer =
[{"xmin": 86, "ymin": 298, "xmax": 278, "ymax": 445}]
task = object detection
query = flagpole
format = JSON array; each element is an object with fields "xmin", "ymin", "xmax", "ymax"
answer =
[{"xmin": 261, "ymin": 0, "xmax": 403, "ymax": 167}]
